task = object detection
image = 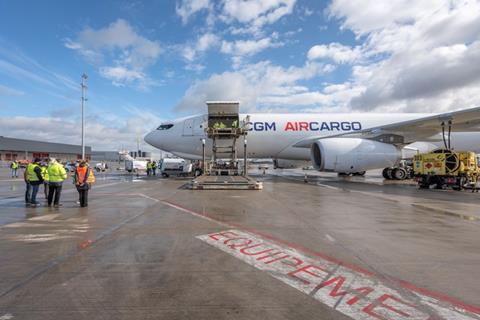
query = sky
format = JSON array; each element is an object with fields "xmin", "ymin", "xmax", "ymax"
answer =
[{"xmin": 1, "ymin": 0, "xmax": 480, "ymax": 151}]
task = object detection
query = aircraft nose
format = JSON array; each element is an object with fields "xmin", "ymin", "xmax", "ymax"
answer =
[{"xmin": 144, "ymin": 131, "xmax": 157, "ymax": 147}]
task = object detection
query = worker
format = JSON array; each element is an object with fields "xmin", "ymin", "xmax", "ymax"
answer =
[
  {"xmin": 232, "ymin": 120, "xmax": 238, "ymax": 128},
  {"xmin": 41, "ymin": 161, "xmax": 49, "ymax": 200},
  {"xmin": 152, "ymin": 161, "xmax": 157, "ymax": 176},
  {"xmin": 146, "ymin": 160, "xmax": 152, "ymax": 176},
  {"xmin": 213, "ymin": 122, "xmax": 226, "ymax": 129},
  {"xmin": 10, "ymin": 160, "xmax": 19, "ymax": 178},
  {"xmin": 47, "ymin": 158, "xmax": 67, "ymax": 207},
  {"xmin": 25, "ymin": 158, "xmax": 44, "ymax": 207},
  {"xmin": 74, "ymin": 161, "xmax": 95, "ymax": 208}
]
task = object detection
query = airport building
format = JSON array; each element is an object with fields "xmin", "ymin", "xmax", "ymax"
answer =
[
  {"xmin": 0, "ymin": 136, "xmax": 91, "ymax": 162},
  {"xmin": 91, "ymin": 151, "xmax": 122, "ymax": 162}
]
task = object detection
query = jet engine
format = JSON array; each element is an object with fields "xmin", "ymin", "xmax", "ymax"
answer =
[{"xmin": 310, "ymin": 138, "xmax": 400, "ymax": 173}]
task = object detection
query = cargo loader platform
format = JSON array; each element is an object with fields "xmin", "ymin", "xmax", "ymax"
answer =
[
  {"xmin": 189, "ymin": 101, "xmax": 263, "ymax": 190},
  {"xmin": 190, "ymin": 175, "xmax": 263, "ymax": 190}
]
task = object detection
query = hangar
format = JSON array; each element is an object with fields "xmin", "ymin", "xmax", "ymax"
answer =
[{"xmin": 0, "ymin": 136, "xmax": 91, "ymax": 162}]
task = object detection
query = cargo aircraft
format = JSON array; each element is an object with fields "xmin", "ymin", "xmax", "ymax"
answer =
[{"xmin": 144, "ymin": 106, "xmax": 480, "ymax": 175}]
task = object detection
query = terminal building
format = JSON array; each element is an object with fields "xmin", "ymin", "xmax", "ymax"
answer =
[
  {"xmin": 91, "ymin": 151, "xmax": 122, "ymax": 162},
  {"xmin": 0, "ymin": 136, "xmax": 92, "ymax": 162}
]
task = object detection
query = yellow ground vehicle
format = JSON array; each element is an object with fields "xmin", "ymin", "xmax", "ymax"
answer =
[{"xmin": 413, "ymin": 149, "xmax": 480, "ymax": 190}]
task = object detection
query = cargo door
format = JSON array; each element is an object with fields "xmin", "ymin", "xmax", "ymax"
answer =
[
  {"xmin": 183, "ymin": 119, "xmax": 194, "ymax": 136},
  {"xmin": 193, "ymin": 116, "xmax": 207, "ymax": 136}
]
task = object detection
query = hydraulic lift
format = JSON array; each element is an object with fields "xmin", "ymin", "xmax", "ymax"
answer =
[{"xmin": 190, "ymin": 101, "xmax": 263, "ymax": 190}]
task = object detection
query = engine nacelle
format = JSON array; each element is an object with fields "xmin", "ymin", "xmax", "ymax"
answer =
[
  {"xmin": 310, "ymin": 138, "xmax": 400, "ymax": 173},
  {"xmin": 273, "ymin": 159, "xmax": 310, "ymax": 169}
]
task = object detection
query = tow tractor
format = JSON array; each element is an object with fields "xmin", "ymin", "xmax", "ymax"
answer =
[{"xmin": 413, "ymin": 149, "xmax": 480, "ymax": 190}]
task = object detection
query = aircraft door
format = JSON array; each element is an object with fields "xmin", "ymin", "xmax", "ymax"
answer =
[
  {"xmin": 182, "ymin": 119, "xmax": 194, "ymax": 136},
  {"xmin": 193, "ymin": 116, "xmax": 206, "ymax": 136}
]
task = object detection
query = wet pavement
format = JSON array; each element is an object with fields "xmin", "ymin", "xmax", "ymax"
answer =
[{"xmin": 0, "ymin": 167, "xmax": 479, "ymax": 319}]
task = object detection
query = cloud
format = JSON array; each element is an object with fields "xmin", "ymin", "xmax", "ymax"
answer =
[
  {"xmin": 181, "ymin": 32, "xmax": 220, "ymax": 62},
  {"xmin": 0, "ymin": 108, "xmax": 163, "ymax": 151},
  {"xmin": 0, "ymin": 84, "xmax": 24, "ymax": 96},
  {"xmin": 175, "ymin": 60, "xmax": 334, "ymax": 112},
  {"xmin": 65, "ymin": 19, "xmax": 162, "ymax": 89},
  {"xmin": 221, "ymin": 37, "xmax": 282, "ymax": 57},
  {"xmin": 0, "ymin": 59, "xmax": 57, "ymax": 88},
  {"xmin": 321, "ymin": 0, "xmax": 480, "ymax": 112},
  {"xmin": 307, "ymin": 43, "xmax": 361, "ymax": 64},
  {"xmin": 99, "ymin": 67, "xmax": 146, "ymax": 86},
  {"xmin": 221, "ymin": 0, "xmax": 297, "ymax": 34},
  {"xmin": 176, "ymin": 0, "xmax": 211, "ymax": 24}
]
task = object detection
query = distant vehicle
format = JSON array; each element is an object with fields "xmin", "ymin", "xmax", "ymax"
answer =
[
  {"xmin": 64, "ymin": 162, "xmax": 76, "ymax": 172},
  {"xmin": 95, "ymin": 162, "xmax": 107, "ymax": 172},
  {"xmin": 159, "ymin": 158, "xmax": 195, "ymax": 177},
  {"xmin": 119, "ymin": 151, "xmax": 148, "ymax": 173},
  {"xmin": 17, "ymin": 159, "xmax": 30, "ymax": 168},
  {"xmin": 125, "ymin": 159, "xmax": 147, "ymax": 173}
]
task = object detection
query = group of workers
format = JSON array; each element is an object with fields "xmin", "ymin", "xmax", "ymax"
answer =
[
  {"xmin": 212, "ymin": 120, "xmax": 238, "ymax": 129},
  {"xmin": 146, "ymin": 160, "xmax": 158, "ymax": 176},
  {"xmin": 19, "ymin": 158, "xmax": 95, "ymax": 208}
]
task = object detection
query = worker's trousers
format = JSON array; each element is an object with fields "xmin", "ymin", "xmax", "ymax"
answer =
[
  {"xmin": 77, "ymin": 187, "xmax": 89, "ymax": 207},
  {"xmin": 26, "ymin": 183, "xmax": 40, "ymax": 204},
  {"xmin": 48, "ymin": 183, "xmax": 62, "ymax": 206},
  {"xmin": 11, "ymin": 168, "xmax": 17, "ymax": 178}
]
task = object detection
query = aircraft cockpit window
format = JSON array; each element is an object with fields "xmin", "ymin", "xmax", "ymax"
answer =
[{"xmin": 157, "ymin": 124, "xmax": 174, "ymax": 130}]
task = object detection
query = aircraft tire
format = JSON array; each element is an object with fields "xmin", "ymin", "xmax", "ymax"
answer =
[
  {"xmin": 393, "ymin": 168, "xmax": 407, "ymax": 180},
  {"xmin": 382, "ymin": 167, "xmax": 393, "ymax": 180}
]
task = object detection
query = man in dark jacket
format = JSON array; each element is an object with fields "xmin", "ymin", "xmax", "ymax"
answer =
[{"xmin": 25, "ymin": 158, "xmax": 44, "ymax": 207}]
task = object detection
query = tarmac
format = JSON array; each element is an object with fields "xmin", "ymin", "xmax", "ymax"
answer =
[{"xmin": 0, "ymin": 166, "xmax": 479, "ymax": 319}]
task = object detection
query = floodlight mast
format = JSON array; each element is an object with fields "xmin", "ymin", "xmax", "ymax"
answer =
[{"xmin": 81, "ymin": 73, "xmax": 88, "ymax": 160}]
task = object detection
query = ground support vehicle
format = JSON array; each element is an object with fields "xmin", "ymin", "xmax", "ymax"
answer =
[
  {"xmin": 413, "ymin": 149, "xmax": 479, "ymax": 191},
  {"xmin": 159, "ymin": 158, "xmax": 197, "ymax": 177},
  {"xmin": 125, "ymin": 158, "xmax": 148, "ymax": 173}
]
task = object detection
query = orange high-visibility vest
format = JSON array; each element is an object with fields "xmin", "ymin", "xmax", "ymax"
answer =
[{"xmin": 75, "ymin": 167, "xmax": 95, "ymax": 185}]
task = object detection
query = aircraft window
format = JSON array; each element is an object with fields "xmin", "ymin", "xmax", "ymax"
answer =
[{"xmin": 157, "ymin": 124, "xmax": 174, "ymax": 130}]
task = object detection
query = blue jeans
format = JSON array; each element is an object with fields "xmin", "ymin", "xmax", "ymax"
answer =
[
  {"xmin": 11, "ymin": 168, "xmax": 18, "ymax": 178},
  {"xmin": 26, "ymin": 183, "xmax": 40, "ymax": 204}
]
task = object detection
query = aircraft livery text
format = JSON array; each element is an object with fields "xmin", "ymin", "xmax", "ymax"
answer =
[{"xmin": 249, "ymin": 121, "xmax": 362, "ymax": 132}]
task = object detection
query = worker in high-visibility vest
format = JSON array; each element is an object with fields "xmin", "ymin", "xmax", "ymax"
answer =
[
  {"xmin": 10, "ymin": 160, "xmax": 19, "ymax": 178},
  {"xmin": 74, "ymin": 161, "xmax": 95, "ymax": 207},
  {"xmin": 152, "ymin": 161, "xmax": 157, "ymax": 176},
  {"xmin": 41, "ymin": 162, "xmax": 49, "ymax": 200},
  {"xmin": 47, "ymin": 158, "xmax": 67, "ymax": 207},
  {"xmin": 25, "ymin": 158, "xmax": 44, "ymax": 207},
  {"xmin": 146, "ymin": 160, "xmax": 152, "ymax": 176}
]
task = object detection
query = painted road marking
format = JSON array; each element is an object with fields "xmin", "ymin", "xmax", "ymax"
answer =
[
  {"xmin": 325, "ymin": 234, "xmax": 336, "ymax": 243},
  {"xmin": 197, "ymin": 229, "xmax": 480, "ymax": 320}
]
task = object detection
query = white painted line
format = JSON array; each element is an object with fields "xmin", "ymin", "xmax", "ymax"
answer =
[
  {"xmin": 197, "ymin": 229, "xmax": 480, "ymax": 320},
  {"xmin": 137, "ymin": 193, "xmax": 160, "ymax": 202},
  {"xmin": 0, "ymin": 313, "xmax": 13, "ymax": 320},
  {"xmin": 325, "ymin": 234, "xmax": 336, "ymax": 243},
  {"xmin": 317, "ymin": 183, "xmax": 342, "ymax": 191},
  {"xmin": 29, "ymin": 214, "xmax": 61, "ymax": 221}
]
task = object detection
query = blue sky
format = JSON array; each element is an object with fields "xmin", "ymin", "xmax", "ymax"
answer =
[{"xmin": 1, "ymin": 0, "xmax": 479, "ymax": 150}]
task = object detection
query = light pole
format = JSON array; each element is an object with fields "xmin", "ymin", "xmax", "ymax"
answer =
[{"xmin": 81, "ymin": 73, "xmax": 88, "ymax": 160}]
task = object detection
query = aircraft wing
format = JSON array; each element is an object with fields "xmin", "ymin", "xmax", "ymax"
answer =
[{"xmin": 293, "ymin": 106, "xmax": 480, "ymax": 148}]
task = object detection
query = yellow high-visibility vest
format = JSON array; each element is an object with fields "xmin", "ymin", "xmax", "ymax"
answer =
[
  {"xmin": 27, "ymin": 163, "xmax": 40, "ymax": 182},
  {"xmin": 48, "ymin": 163, "xmax": 67, "ymax": 182}
]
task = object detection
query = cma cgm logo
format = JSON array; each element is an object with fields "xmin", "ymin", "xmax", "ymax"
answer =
[{"xmin": 249, "ymin": 121, "xmax": 362, "ymax": 131}]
